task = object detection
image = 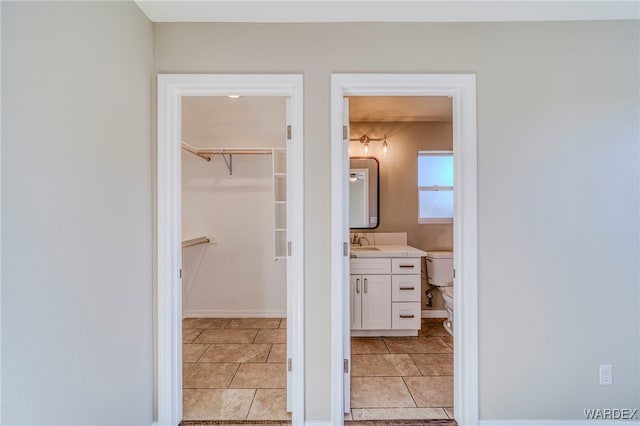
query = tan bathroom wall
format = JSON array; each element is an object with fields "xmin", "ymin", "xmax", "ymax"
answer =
[{"xmin": 350, "ymin": 121, "xmax": 453, "ymax": 311}]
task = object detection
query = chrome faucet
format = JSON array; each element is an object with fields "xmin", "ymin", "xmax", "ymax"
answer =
[{"xmin": 358, "ymin": 236, "xmax": 371, "ymax": 246}]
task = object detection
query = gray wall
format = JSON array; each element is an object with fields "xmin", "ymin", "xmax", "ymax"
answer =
[
  {"xmin": 154, "ymin": 21, "xmax": 639, "ymax": 421},
  {"xmin": 2, "ymin": 2, "xmax": 153, "ymax": 424}
]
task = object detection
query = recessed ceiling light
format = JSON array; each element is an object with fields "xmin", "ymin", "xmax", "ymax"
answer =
[{"xmin": 227, "ymin": 95, "xmax": 240, "ymax": 99}]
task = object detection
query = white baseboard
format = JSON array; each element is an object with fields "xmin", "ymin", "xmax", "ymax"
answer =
[
  {"xmin": 480, "ymin": 420, "xmax": 640, "ymax": 426},
  {"xmin": 183, "ymin": 309, "xmax": 286, "ymax": 318},
  {"xmin": 422, "ymin": 309, "xmax": 447, "ymax": 318},
  {"xmin": 305, "ymin": 422, "xmax": 332, "ymax": 426}
]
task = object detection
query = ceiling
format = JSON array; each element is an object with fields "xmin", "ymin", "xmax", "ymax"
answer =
[
  {"xmin": 349, "ymin": 96, "xmax": 452, "ymax": 122},
  {"xmin": 135, "ymin": 1, "xmax": 638, "ymax": 23}
]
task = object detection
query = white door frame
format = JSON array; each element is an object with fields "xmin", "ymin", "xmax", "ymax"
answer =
[
  {"xmin": 330, "ymin": 74, "xmax": 478, "ymax": 425},
  {"xmin": 156, "ymin": 74, "xmax": 305, "ymax": 426}
]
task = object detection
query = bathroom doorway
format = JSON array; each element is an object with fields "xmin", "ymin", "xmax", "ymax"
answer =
[
  {"xmin": 346, "ymin": 95, "xmax": 455, "ymax": 421},
  {"xmin": 330, "ymin": 74, "xmax": 478, "ymax": 425},
  {"xmin": 156, "ymin": 74, "xmax": 304, "ymax": 426}
]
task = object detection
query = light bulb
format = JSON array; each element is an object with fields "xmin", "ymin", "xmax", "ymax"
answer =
[
  {"xmin": 363, "ymin": 142, "xmax": 369, "ymax": 154},
  {"xmin": 383, "ymin": 140, "xmax": 388, "ymax": 154}
]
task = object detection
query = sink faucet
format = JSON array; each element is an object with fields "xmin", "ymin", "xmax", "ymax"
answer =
[{"xmin": 358, "ymin": 236, "xmax": 371, "ymax": 246}]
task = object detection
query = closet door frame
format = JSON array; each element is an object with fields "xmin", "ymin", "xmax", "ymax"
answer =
[{"xmin": 156, "ymin": 74, "xmax": 304, "ymax": 426}]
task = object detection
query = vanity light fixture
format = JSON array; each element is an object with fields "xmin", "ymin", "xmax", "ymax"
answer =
[{"xmin": 350, "ymin": 134, "xmax": 389, "ymax": 155}]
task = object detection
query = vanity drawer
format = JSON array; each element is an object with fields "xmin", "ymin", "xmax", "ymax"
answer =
[
  {"xmin": 392, "ymin": 302, "xmax": 421, "ymax": 330},
  {"xmin": 391, "ymin": 258, "xmax": 421, "ymax": 274},
  {"xmin": 392, "ymin": 275, "xmax": 421, "ymax": 302},
  {"xmin": 350, "ymin": 258, "xmax": 391, "ymax": 275}
]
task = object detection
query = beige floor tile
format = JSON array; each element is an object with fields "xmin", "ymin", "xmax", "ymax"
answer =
[
  {"xmin": 182, "ymin": 388, "xmax": 255, "ymax": 420},
  {"xmin": 350, "ymin": 377, "xmax": 416, "ymax": 408},
  {"xmin": 351, "ymin": 338, "xmax": 389, "ymax": 354},
  {"xmin": 194, "ymin": 329, "xmax": 258, "ymax": 344},
  {"xmin": 444, "ymin": 407, "xmax": 454, "ymax": 419},
  {"xmin": 226, "ymin": 318, "xmax": 281, "ymax": 329},
  {"xmin": 383, "ymin": 337, "xmax": 452, "ymax": 354},
  {"xmin": 183, "ymin": 328, "xmax": 203, "ymax": 343},
  {"xmin": 404, "ymin": 376, "xmax": 453, "ymax": 407},
  {"xmin": 254, "ymin": 328, "xmax": 286, "ymax": 344},
  {"xmin": 183, "ymin": 318, "xmax": 230, "ymax": 329},
  {"xmin": 267, "ymin": 344, "xmax": 286, "ymax": 363},
  {"xmin": 351, "ymin": 354, "xmax": 420, "ymax": 377},
  {"xmin": 183, "ymin": 363, "xmax": 239, "ymax": 388},
  {"xmin": 409, "ymin": 353, "xmax": 453, "ymax": 376},
  {"xmin": 198, "ymin": 344, "xmax": 270, "ymax": 363},
  {"xmin": 229, "ymin": 363, "xmax": 286, "ymax": 388},
  {"xmin": 351, "ymin": 407, "xmax": 449, "ymax": 420},
  {"xmin": 247, "ymin": 389, "xmax": 291, "ymax": 420},
  {"xmin": 183, "ymin": 344, "xmax": 209, "ymax": 362},
  {"xmin": 279, "ymin": 318, "xmax": 287, "ymax": 329},
  {"xmin": 418, "ymin": 322, "xmax": 451, "ymax": 337}
]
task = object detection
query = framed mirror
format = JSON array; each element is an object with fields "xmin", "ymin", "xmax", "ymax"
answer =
[{"xmin": 349, "ymin": 157, "xmax": 379, "ymax": 229}]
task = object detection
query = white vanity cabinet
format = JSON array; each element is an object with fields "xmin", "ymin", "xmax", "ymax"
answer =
[
  {"xmin": 350, "ymin": 256, "xmax": 422, "ymax": 336},
  {"xmin": 350, "ymin": 258, "xmax": 391, "ymax": 330},
  {"xmin": 390, "ymin": 258, "xmax": 422, "ymax": 330},
  {"xmin": 350, "ymin": 274, "xmax": 391, "ymax": 330}
]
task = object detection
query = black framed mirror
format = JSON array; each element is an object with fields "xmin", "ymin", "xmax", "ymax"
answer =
[{"xmin": 349, "ymin": 157, "xmax": 379, "ymax": 229}]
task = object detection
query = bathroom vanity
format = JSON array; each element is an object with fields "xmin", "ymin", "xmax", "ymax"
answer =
[{"xmin": 350, "ymin": 236, "xmax": 427, "ymax": 337}]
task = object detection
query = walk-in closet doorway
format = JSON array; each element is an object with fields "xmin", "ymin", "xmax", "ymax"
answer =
[{"xmin": 156, "ymin": 74, "xmax": 304, "ymax": 426}]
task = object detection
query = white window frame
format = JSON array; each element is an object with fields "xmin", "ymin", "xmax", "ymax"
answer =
[{"xmin": 418, "ymin": 150, "xmax": 454, "ymax": 224}]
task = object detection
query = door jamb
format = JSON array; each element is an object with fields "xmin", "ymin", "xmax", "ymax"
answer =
[
  {"xmin": 330, "ymin": 73, "xmax": 478, "ymax": 425},
  {"xmin": 156, "ymin": 74, "xmax": 305, "ymax": 426}
]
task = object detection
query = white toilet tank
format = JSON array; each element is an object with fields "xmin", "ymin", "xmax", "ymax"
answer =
[{"xmin": 425, "ymin": 251, "xmax": 453, "ymax": 287}]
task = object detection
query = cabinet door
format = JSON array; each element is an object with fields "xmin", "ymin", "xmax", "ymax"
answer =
[
  {"xmin": 350, "ymin": 275, "xmax": 362, "ymax": 330},
  {"xmin": 361, "ymin": 275, "xmax": 391, "ymax": 330}
]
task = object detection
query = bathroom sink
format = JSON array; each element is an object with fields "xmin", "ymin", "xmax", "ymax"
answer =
[{"xmin": 351, "ymin": 246, "xmax": 380, "ymax": 251}]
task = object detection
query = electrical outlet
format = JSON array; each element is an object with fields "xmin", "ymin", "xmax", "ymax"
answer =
[{"xmin": 599, "ymin": 364, "xmax": 613, "ymax": 385}]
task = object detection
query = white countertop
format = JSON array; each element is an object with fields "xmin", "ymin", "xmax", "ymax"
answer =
[{"xmin": 350, "ymin": 244, "xmax": 427, "ymax": 258}]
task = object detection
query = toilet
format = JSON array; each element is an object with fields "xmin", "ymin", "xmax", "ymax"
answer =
[{"xmin": 425, "ymin": 251, "xmax": 454, "ymax": 336}]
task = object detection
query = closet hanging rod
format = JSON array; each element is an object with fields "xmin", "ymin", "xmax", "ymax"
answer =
[
  {"xmin": 182, "ymin": 237, "xmax": 210, "ymax": 249},
  {"xmin": 181, "ymin": 142, "xmax": 212, "ymax": 161},
  {"xmin": 181, "ymin": 142, "xmax": 273, "ymax": 159},
  {"xmin": 199, "ymin": 148, "xmax": 273, "ymax": 155}
]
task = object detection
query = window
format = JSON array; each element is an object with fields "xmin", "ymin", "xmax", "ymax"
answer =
[{"xmin": 418, "ymin": 151, "xmax": 453, "ymax": 223}]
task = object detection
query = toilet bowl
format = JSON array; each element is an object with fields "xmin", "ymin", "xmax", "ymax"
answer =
[
  {"xmin": 425, "ymin": 251, "xmax": 454, "ymax": 337},
  {"xmin": 441, "ymin": 286, "xmax": 454, "ymax": 336}
]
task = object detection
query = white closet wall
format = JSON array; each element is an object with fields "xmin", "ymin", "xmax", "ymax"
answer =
[{"xmin": 181, "ymin": 97, "xmax": 287, "ymax": 317}]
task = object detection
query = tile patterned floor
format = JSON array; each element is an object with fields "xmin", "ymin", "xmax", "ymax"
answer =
[{"xmin": 182, "ymin": 317, "xmax": 453, "ymax": 422}]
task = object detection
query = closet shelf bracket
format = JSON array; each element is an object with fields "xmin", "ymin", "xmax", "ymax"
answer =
[{"xmin": 220, "ymin": 150, "xmax": 233, "ymax": 175}]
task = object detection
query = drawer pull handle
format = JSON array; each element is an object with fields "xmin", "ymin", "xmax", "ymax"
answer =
[
  {"xmin": 356, "ymin": 278, "xmax": 360, "ymax": 294},
  {"xmin": 364, "ymin": 278, "xmax": 368, "ymax": 294},
  {"xmin": 399, "ymin": 314, "xmax": 415, "ymax": 319},
  {"xmin": 399, "ymin": 264, "xmax": 415, "ymax": 268},
  {"xmin": 399, "ymin": 286, "xmax": 415, "ymax": 290}
]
